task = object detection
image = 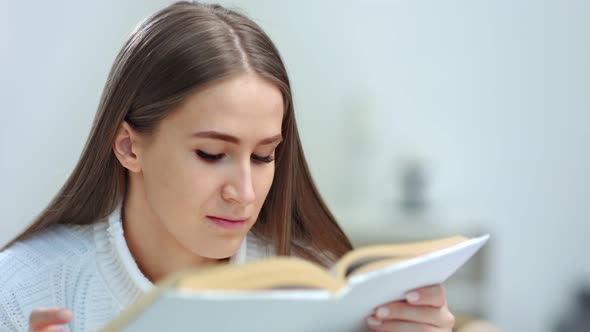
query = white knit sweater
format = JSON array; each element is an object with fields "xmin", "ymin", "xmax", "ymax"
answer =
[{"xmin": 0, "ymin": 204, "xmax": 275, "ymax": 332}]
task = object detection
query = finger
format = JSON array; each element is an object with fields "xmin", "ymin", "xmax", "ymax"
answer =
[
  {"xmin": 405, "ymin": 284, "xmax": 447, "ymax": 307},
  {"xmin": 29, "ymin": 308, "xmax": 72, "ymax": 330},
  {"xmin": 373, "ymin": 302, "xmax": 455, "ymax": 328},
  {"xmin": 367, "ymin": 318, "xmax": 447, "ymax": 332},
  {"xmin": 37, "ymin": 327, "xmax": 68, "ymax": 332}
]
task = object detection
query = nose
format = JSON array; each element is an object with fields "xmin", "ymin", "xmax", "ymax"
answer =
[{"xmin": 221, "ymin": 161, "xmax": 256, "ymax": 205}]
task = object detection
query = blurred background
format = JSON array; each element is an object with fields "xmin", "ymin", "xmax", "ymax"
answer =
[{"xmin": 1, "ymin": 1, "xmax": 589, "ymax": 331}]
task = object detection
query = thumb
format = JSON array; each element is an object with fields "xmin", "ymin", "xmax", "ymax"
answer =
[{"xmin": 29, "ymin": 308, "xmax": 72, "ymax": 331}]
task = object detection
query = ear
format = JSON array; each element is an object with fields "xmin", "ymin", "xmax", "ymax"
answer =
[{"xmin": 113, "ymin": 121, "xmax": 143, "ymax": 173}]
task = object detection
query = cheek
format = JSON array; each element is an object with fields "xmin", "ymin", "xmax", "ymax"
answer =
[
  {"xmin": 254, "ymin": 166, "xmax": 276, "ymax": 203},
  {"xmin": 141, "ymin": 149, "xmax": 206, "ymax": 212}
]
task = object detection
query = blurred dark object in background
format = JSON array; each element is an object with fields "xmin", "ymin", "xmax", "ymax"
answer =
[
  {"xmin": 399, "ymin": 159, "xmax": 428, "ymax": 217},
  {"xmin": 555, "ymin": 284, "xmax": 590, "ymax": 332}
]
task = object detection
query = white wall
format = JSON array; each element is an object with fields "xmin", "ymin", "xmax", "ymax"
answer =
[
  {"xmin": 1, "ymin": 1, "xmax": 589, "ymax": 331},
  {"xmin": 0, "ymin": 0, "xmax": 166, "ymax": 242}
]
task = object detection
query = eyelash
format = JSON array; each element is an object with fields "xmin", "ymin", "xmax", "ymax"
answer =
[{"xmin": 196, "ymin": 150, "xmax": 275, "ymax": 164}]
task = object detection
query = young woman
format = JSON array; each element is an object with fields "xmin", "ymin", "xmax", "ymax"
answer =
[{"xmin": 0, "ymin": 2, "xmax": 455, "ymax": 331}]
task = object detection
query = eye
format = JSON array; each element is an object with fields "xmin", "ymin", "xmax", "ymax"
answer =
[
  {"xmin": 252, "ymin": 154, "xmax": 274, "ymax": 164},
  {"xmin": 196, "ymin": 150, "xmax": 224, "ymax": 162}
]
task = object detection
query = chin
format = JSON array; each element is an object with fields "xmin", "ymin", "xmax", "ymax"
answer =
[{"xmin": 193, "ymin": 237, "xmax": 244, "ymax": 260}]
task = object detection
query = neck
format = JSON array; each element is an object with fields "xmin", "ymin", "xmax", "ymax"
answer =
[{"xmin": 121, "ymin": 176, "xmax": 222, "ymax": 283}]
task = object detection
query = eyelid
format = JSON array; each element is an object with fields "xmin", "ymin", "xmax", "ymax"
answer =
[
  {"xmin": 196, "ymin": 150, "xmax": 274, "ymax": 163},
  {"xmin": 196, "ymin": 150, "xmax": 224, "ymax": 161},
  {"xmin": 252, "ymin": 154, "xmax": 274, "ymax": 163}
]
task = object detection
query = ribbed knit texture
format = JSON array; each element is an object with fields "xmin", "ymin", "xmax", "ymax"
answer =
[{"xmin": 0, "ymin": 204, "xmax": 274, "ymax": 331}]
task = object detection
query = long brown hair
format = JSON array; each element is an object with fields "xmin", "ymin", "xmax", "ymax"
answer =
[{"xmin": 3, "ymin": 1, "xmax": 353, "ymax": 266}]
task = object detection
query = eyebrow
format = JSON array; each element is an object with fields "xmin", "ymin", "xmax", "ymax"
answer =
[{"xmin": 192, "ymin": 131, "xmax": 283, "ymax": 145}]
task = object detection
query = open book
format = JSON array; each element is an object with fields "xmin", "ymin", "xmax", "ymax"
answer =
[{"xmin": 100, "ymin": 234, "xmax": 489, "ymax": 332}]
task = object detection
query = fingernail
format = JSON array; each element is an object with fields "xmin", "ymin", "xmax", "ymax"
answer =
[
  {"xmin": 367, "ymin": 317, "xmax": 382, "ymax": 326},
  {"xmin": 58, "ymin": 310, "xmax": 72, "ymax": 320},
  {"xmin": 376, "ymin": 307, "xmax": 390, "ymax": 319},
  {"xmin": 406, "ymin": 291, "xmax": 420, "ymax": 303}
]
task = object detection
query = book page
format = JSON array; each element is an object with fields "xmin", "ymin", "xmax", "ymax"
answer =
[
  {"xmin": 333, "ymin": 235, "xmax": 468, "ymax": 279},
  {"xmin": 174, "ymin": 256, "xmax": 345, "ymax": 293},
  {"xmin": 101, "ymin": 235, "xmax": 489, "ymax": 332}
]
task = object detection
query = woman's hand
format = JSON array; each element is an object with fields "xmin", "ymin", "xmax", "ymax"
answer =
[
  {"xmin": 367, "ymin": 284, "xmax": 455, "ymax": 331},
  {"xmin": 29, "ymin": 308, "xmax": 72, "ymax": 332}
]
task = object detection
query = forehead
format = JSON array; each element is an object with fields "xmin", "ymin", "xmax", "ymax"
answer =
[{"xmin": 166, "ymin": 73, "xmax": 284, "ymax": 137}]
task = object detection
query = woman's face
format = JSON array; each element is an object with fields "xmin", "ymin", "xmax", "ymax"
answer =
[{"xmin": 132, "ymin": 73, "xmax": 283, "ymax": 259}]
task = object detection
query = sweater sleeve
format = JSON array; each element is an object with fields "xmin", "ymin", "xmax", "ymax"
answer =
[
  {"xmin": 0, "ymin": 293, "xmax": 20, "ymax": 332},
  {"xmin": 0, "ymin": 309, "xmax": 17, "ymax": 331},
  {"xmin": 0, "ymin": 249, "xmax": 29, "ymax": 332}
]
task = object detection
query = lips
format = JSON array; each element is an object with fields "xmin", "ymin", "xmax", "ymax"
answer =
[
  {"xmin": 207, "ymin": 216, "xmax": 248, "ymax": 223},
  {"xmin": 206, "ymin": 215, "xmax": 249, "ymax": 230}
]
